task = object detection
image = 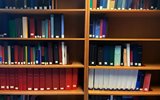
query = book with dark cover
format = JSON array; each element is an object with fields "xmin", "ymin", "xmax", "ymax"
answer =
[
  {"xmin": 9, "ymin": 19, "xmax": 16, "ymax": 38},
  {"xmin": 89, "ymin": 44, "xmax": 97, "ymax": 66},
  {"xmin": 54, "ymin": 14, "xmax": 61, "ymax": 38},
  {"xmin": 137, "ymin": 45, "xmax": 142, "ymax": 66},
  {"xmin": 120, "ymin": 45, "xmax": 124, "ymax": 66},
  {"xmin": 53, "ymin": 43, "xmax": 59, "ymax": 64},
  {"xmin": 125, "ymin": 0, "xmax": 132, "ymax": 9},
  {"xmin": 90, "ymin": 16, "xmax": 94, "ymax": 38},
  {"xmin": 29, "ymin": 17, "xmax": 35, "ymax": 38},
  {"xmin": 95, "ymin": 17, "xmax": 100, "ymax": 38},
  {"xmin": 11, "ymin": 46, "xmax": 14, "ymax": 64},
  {"xmin": 103, "ymin": 45, "xmax": 110, "ymax": 66},
  {"xmin": 97, "ymin": 0, "xmax": 100, "ymax": 9},
  {"xmin": 44, "ymin": 45, "xmax": 48, "ymax": 64},
  {"xmin": 132, "ymin": 44, "xmax": 138, "ymax": 66},
  {"xmin": 27, "ymin": 46, "xmax": 31, "ymax": 64},
  {"xmin": 4, "ymin": 44, "xmax": 8, "ymax": 64},
  {"xmin": 0, "ymin": 0, "xmax": 5, "ymax": 8},
  {"xmin": 97, "ymin": 45, "xmax": 104, "ymax": 66},
  {"xmin": 17, "ymin": 0, "xmax": 24, "ymax": 9},
  {"xmin": 9, "ymin": 69, "xmax": 15, "ymax": 89},
  {"xmin": 109, "ymin": 45, "xmax": 115, "ymax": 66},
  {"xmin": 150, "ymin": 0, "xmax": 158, "ymax": 9},
  {"xmin": 102, "ymin": 18, "xmax": 107, "ymax": 38}
]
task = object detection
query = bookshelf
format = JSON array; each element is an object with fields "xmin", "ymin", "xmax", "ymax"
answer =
[{"xmin": 0, "ymin": 0, "xmax": 160, "ymax": 100}]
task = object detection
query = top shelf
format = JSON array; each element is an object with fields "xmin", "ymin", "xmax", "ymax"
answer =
[
  {"xmin": 90, "ymin": 10, "xmax": 160, "ymax": 17},
  {"xmin": 0, "ymin": 9, "xmax": 85, "ymax": 14}
]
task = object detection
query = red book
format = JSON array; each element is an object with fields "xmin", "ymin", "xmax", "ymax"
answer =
[
  {"xmin": 143, "ymin": 73, "xmax": 151, "ymax": 92},
  {"xmin": 14, "ymin": 69, "xmax": 19, "ymax": 90},
  {"xmin": 59, "ymin": 43, "xmax": 62, "ymax": 64},
  {"xmin": 48, "ymin": 19, "xmax": 51, "ymax": 38},
  {"xmin": 99, "ymin": 19, "xmax": 103, "ymax": 38},
  {"xmin": 60, "ymin": 69, "xmax": 66, "ymax": 90},
  {"xmin": 45, "ymin": 69, "xmax": 52, "ymax": 90},
  {"xmin": 14, "ymin": 45, "xmax": 18, "ymax": 64},
  {"xmin": 0, "ymin": 68, "xmax": 6, "ymax": 90},
  {"xmin": 36, "ymin": 18, "xmax": 42, "ymax": 37},
  {"xmin": 18, "ymin": 69, "xmax": 23, "ymax": 90},
  {"xmin": 65, "ymin": 69, "xmax": 72, "ymax": 90},
  {"xmin": 72, "ymin": 69, "xmax": 78, "ymax": 89},
  {"xmin": 29, "ymin": 17, "xmax": 35, "ymax": 38},
  {"xmin": 33, "ymin": 69, "xmax": 39, "ymax": 90},
  {"xmin": 22, "ymin": 69, "xmax": 27, "ymax": 90},
  {"xmin": 130, "ymin": 49, "xmax": 133, "ymax": 66},
  {"xmin": 6, "ymin": 69, "xmax": 10, "ymax": 90},
  {"xmin": 27, "ymin": 68, "xmax": 33, "ymax": 90},
  {"xmin": 39, "ymin": 68, "xmax": 45, "ymax": 90},
  {"xmin": 9, "ymin": 69, "xmax": 15, "ymax": 90},
  {"xmin": 52, "ymin": 69, "xmax": 59, "ymax": 90}
]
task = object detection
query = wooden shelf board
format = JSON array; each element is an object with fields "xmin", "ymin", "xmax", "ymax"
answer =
[
  {"xmin": 0, "ymin": 38, "xmax": 85, "ymax": 41},
  {"xmin": 89, "ymin": 64, "xmax": 160, "ymax": 70},
  {"xmin": 0, "ymin": 9, "xmax": 85, "ymax": 14},
  {"xmin": 89, "ymin": 86, "xmax": 160, "ymax": 96},
  {"xmin": 90, "ymin": 10, "xmax": 160, "ymax": 17},
  {"xmin": 0, "ymin": 62, "xmax": 84, "ymax": 68},
  {"xmin": 89, "ymin": 38, "xmax": 160, "ymax": 41},
  {"xmin": 0, "ymin": 87, "xmax": 84, "ymax": 95}
]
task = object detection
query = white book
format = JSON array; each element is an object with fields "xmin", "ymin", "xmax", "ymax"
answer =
[
  {"xmin": 121, "ymin": 70, "xmax": 128, "ymax": 90},
  {"xmin": 108, "ymin": 70, "xmax": 114, "ymax": 90},
  {"xmin": 99, "ymin": 69, "xmax": 104, "ymax": 89},
  {"xmin": 126, "ymin": 43, "xmax": 130, "ymax": 66},
  {"xmin": 130, "ymin": 70, "xmax": 139, "ymax": 90},
  {"xmin": 88, "ymin": 69, "xmax": 94, "ymax": 89},
  {"xmin": 116, "ymin": 70, "xmax": 122, "ymax": 90},
  {"xmin": 107, "ymin": 0, "xmax": 110, "ymax": 9},
  {"xmin": 94, "ymin": 69, "xmax": 101, "ymax": 89},
  {"xmin": 8, "ymin": 46, "xmax": 11, "ymax": 64},
  {"xmin": 103, "ymin": 70, "xmax": 110, "ymax": 89},
  {"xmin": 125, "ymin": 70, "xmax": 134, "ymax": 90},
  {"xmin": 62, "ymin": 42, "xmax": 65, "ymax": 65},
  {"xmin": 112, "ymin": 70, "xmax": 118, "ymax": 90},
  {"xmin": 64, "ymin": 45, "xmax": 67, "ymax": 64},
  {"xmin": 22, "ymin": 17, "xmax": 28, "ymax": 38}
]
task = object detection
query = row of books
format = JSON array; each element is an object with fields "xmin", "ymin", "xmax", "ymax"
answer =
[
  {"xmin": 0, "ymin": 68, "xmax": 78, "ymax": 90},
  {"xmin": 88, "ymin": 69, "xmax": 151, "ymax": 91},
  {"xmin": 89, "ymin": 43, "xmax": 142, "ymax": 66},
  {"xmin": 89, "ymin": 95, "xmax": 145, "ymax": 100},
  {"xmin": 0, "ymin": 14, "xmax": 64, "ymax": 38},
  {"xmin": 90, "ymin": 0, "xmax": 160, "ymax": 10},
  {"xmin": 0, "ymin": 95, "xmax": 37, "ymax": 100},
  {"xmin": 90, "ymin": 16, "xmax": 108, "ymax": 38},
  {"xmin": 0, "ymin": 42, "xmax": 67, "ymax": 65},
  {"xmin": 0, "ymin": 0, "xmax": 52, "ymax": 9}
]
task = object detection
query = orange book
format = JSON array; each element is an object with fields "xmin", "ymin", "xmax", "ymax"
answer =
[
  {"xmin": 93, "ymin": 0, "xmax": 97, "ymax": 9},
  {"xmin": 123, "ymin": 48, "xmax": 127, "ymax": 66}
]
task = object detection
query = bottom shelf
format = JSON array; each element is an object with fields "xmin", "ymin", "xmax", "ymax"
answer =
[
  {"xmin": 88, "ymin": 86, "xmax": 160, "ymax": 96},
  {"xmin": 0, "ymin": 87, "xmax": 84, "ymax": 95}
]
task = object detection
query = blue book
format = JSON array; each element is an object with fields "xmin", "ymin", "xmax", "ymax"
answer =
[
  {"xmin": 45, "ymin": 19, "xmax": 48, "ymax": 38},
  {"xmin": 122, "ymin": 0, "xmax": 126, "ymax": 9},
  {"xmin": 38, "ymin": 44, "xmax": 42, "ymax": 64},
  {"xmin": 103, "ymin": 0, "xmax": 107, "ymax": 8},
  {"xmin": 2, "ymin": 14, "xmax": 8, "ymax": 37},
  {"xmin": 49, "ymin": 0, "xmax": 52, "ymax": 9},
  {"xmin": 95, "ymin": 18, "xmax": 100, "ymax": 38},
  {"xmin": 115, "ymin": 0, "xmax": 118, "ymax": 9},
  {"xmin": 36, "ymin": 47, "xmax": 40, "ymax": 64},
  {"xmin": 90, "ymin": 16, "xmax": 94, "ymax": 38},
  {"xmin": 100, "ymin": 0, "xmax": 103, "ymax": 9},
  {"xmin": 30, "ymin": 0, "xmax": 35, "ymax": 9},
  {"xmin": 0, "ymin": 0, "xmax": 5, "ymax": 8},
  {"xmin": 117, "ymin": 0, "xmax": 123, "ymax": 9},
  {"xmin": 54, "ymin": 14, "xmax": 61, "ymax": 38},
  {"xmin": 93, "ymin": 17, "xmax": 96, "ymax": 38},
  {"xmin": 135, "ymin": 71, "xmax": 141, "ymax": 90},
  {"xmin": 103, "ymin": 45, "xmax": 110, "ymax": 66},
  {"xmin": 61, "ymin": 14, "xmax": 64, "ymax": 38},
  {"xmin": 50, "ymin": 14, "xmax": 54, "ymax": 38}
]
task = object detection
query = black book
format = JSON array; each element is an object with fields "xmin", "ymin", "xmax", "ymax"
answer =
[
  {"xmin": 34, "ymin": 0, "xmax": 38, "ymax": 9},
  {"xmin": 157, "ymin": 0, "xmax": 160, "ymax": 9},
  {"xmin": 11, "ymin": 45, "xmax": 14, "ymax": 64},
  {"xmin": 103, "ymin": 45, "xmax": 110, "ymax": 66},
  {"xmin": 97, "ymin": 0, "xmax": 100, "ymax": 9},
  {"xmin": 27, "ymin": 46, "xmax": 31, "ymax": 64},
  {"xmin": 89, "ymin": 44, "xmax": 97, "ymax": 66},
  {"xmin": 4, "ymin": 44, "xmax": 8, "ymax": 64},
  {"xmin": 44, "ymin": 45, "xmax": 48, "ymax": 64},
  {"xmin": 1, "ymin": 14, "xmax": 8, "ymax": 37},
  {"xmin": 137, "ymin": 45, "xmax": 142, "ymax": 66},
  {"xmin": 90, "ymin": 16, "xmax": 94, "ymax": 38},
  {"xmin": 17, "ymin": 0, "xmax": 24, "ymax": 9},
  {"xmin": 38, "ymin": 0, "xmax": 43, "ymax": 9},
  {"xmin": 150, "ymin": 0, "xmax": 158, "ymax": 9},
  {"xmin": 120, "ymin": 45, "xmax": 124, "ymax": 66},
  {"xmin": 109, "ymin": 45, "xmax": 114, "ymax": 66},
  {"xmin": 54, "ymin": 14, "xmax": 61, "ymax": 38},
  {"xmin": 53, "ymin": 43, "xmax": 59, "ymax": 64},
  {"xmin": 43, "ymin": 0, "xmax": 48, "ymax": 9},
  {"xmin": 133, "ymin": 44, "xmax": 138, "ymax": 66},
  {"xmin": 97, "ymin": 45, "xmax": 103, "ymax": 66},
  {"xmin": 48, "ymin": 0, "xmax": 52, "ymax": 9}
]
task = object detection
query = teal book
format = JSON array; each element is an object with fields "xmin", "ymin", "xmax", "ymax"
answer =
[
  {"xmin": 109, "ymin": 45, "xmax": 115, "ymax": 66},
  {"xmin": 114, "ymin": 45, "xmax": 121, "ymax": 66},
  {"xmin": 45, "ymin": 19, "xmax": 48, "ymax": 38},
  {"xmin": 90, "ymin": 0, "xmax": 93, "ymax": 9}
]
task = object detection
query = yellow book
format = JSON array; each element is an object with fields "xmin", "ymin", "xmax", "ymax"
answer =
[
  {"xmin": 109, "ymin": 0, "xmax": 115, "ymax": 10},
  {"xmin": 25, "ymin": 46, "xmax": 28, "ymax": 64}
]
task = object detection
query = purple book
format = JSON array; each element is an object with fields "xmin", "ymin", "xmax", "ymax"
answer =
[{"xmin": 102, "ymin": 18, "xmax": 107, "ymax": 38}]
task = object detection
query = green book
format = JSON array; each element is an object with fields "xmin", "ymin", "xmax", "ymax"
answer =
[
  {"xmin": 9, "ymin": 19, "xmax": 17, "ymax": 37},
  {"xmin": 114, "ymin": 45, "xmax": 121, "ymax": 66},
  {"xmin": 109, "ymin": 45, "xmax": 115, "ymax": 66},
  {"xmin": 90, "ymin": 0, "xmax": 93, "ymax": 9}
]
